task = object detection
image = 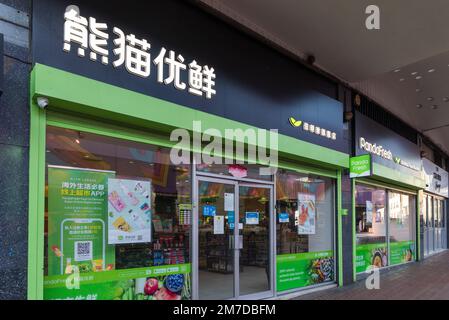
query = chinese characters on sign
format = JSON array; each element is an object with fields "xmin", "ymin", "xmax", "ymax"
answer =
[
  {"xmin": 289, "ymin": 117, "xmax": 337, "ymax": 141},
  {"xmin": 303, "ymin": 122, "xmax": 337, "ymax": 141},
  {"xmin": 63, "ymin": 5, "xmax": 217, "ymax": 99}
]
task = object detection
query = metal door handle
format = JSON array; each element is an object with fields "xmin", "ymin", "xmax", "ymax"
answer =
[{"xmin": 229, "ymin": 235, "xmax": 234, "ymax": 249}]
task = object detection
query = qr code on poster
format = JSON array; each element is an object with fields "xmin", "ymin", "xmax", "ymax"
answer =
[{"xmin": 74, "ymin": 241, "xmax": 93, "ymax": 262}]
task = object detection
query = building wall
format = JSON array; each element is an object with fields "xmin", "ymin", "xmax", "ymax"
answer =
[{"xmin": 0, "ymin": 0, "xmax": 31, "ymax": 300}]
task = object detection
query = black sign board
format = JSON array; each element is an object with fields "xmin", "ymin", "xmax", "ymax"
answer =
[
  {"xmin": 32, "ymin": 0, "xmax": 348, "ymax": 153},
  {"xmin": 355, "ymin": 111, "xmax": 422, "ymax": 177}
]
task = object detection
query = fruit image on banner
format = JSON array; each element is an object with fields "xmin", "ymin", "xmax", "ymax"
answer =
[
  {"xmin": 355, "ymin": 241, "xmax": 414, "ymax": 273},
  {"xmin": 116, "ymin": 274, "xmax": 190, "ymax": 300},
  {"xmin": 355, "ymin": 243, "xmax": 388, "ymax": 273},
  {"xmin": 47, "ymin": 166, "xmax": 116, "ymax": 276},
  {"xmin": 44, "ymin": 264, "xmax": 191, "ymax": 300},
  {"xmin": 389, "ymin": 241, "xmax": 415, "ymax": 266},
  {"xmin": 276, "ymin": 251, "xmax": 334, "ymax": 292}
]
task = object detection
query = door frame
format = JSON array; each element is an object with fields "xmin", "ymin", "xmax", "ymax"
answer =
[
  {"xmin": 237, "ymin": 182, "xmax": 275, "ymax": 300},
  {"xmin": 192, "ymin": 174, "xmax": 275, "ymax": 300}
]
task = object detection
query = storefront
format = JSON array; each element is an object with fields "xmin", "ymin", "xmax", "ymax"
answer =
[
  {"xmin": 351, "ymin": 111, "xmax": 426, "ymax": 276},
  {"xmin": 28, "ymin": 0, "xmax": 349, "ymax": 300},
  {"xmin": 421, "ymin": 159, "xmax": 448, "ymax": 257}
]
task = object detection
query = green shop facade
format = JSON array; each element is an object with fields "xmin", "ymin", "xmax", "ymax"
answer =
[
  {"xmin": 24, "ymin": 0, "xmax": 438, "ymax": 300},
  {"xmin": 351, "ymin": 111, "xmax": 426, "ymax": 279}
]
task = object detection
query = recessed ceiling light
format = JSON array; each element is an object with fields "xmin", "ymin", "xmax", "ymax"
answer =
[
  {"xmin": 416, "ymin": 104, "xmax": 423, "ymax": 109},
  {"xmin": 431, "ymin": 105, "xmax": 438, "ymax": 110},
  {"xmin": 427, "ymin": 97, "xmax": 434, "ymax": 101},
  {"xmin": 411, "ymin": 72, "xmax": 418, "ymax": 76},
  {"xmin": 415, "ymin": 76, "xmax": 423, "ymax": 80},
  {"xmin": 415, "ymin": 88, "xmax": 422, "ymax": 93},
  {"xmin": 394, "ymin": 69, "xmax": 401, "ymax": 73},
  {"xmin": 399, "ymin": 78, "xmax": 405, "ymax": 82},
  {"xmin": 428, "ymin": 68, "xmax": 436, "ymax": 73},
  {"xmin": 443, "ymin": 97, "xmax": 449, "ymax": 102}
]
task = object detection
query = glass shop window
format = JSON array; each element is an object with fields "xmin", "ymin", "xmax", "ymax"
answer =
[
  {"xmin": 44, "ymin": 126, "xmax": 192, "ymax": 300},
  {"xmin": 422, "ymin": 194, "xmax": 427, "ymax": 227},
  {"xmin": 388, "ymin": 192, "xmax": 416, "ymax": 266},
  {"xmin": 355, "ymin": 184, "xmax": 387, "ymax": 273},
  {"xmin": 275, "ymin": 169, "xmax": 335, "ymax": 291}
]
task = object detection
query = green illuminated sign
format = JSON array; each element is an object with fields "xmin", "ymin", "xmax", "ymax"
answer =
[{"xmin": 350, "ymin": 154, "xmax": 372, "ymax": 178}]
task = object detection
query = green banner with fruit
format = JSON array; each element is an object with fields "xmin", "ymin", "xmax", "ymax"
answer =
[
  {"xmin": 276, "ymin": 251, "xmax": 334, "ymax": 292},
  {"xmin": 355, "ymin": 243, "xmax": 388, "ymax": 273},
  {"xmin": 390, "ymin": 241, "xmax": 415, "ymax": 266},
  {"xmin": 356, "ymin": 241, "xmax": 415, "ymax": 273},
  {"xmin": 44, "ymin": 264, "xmax": 191, "ymax": 300}
]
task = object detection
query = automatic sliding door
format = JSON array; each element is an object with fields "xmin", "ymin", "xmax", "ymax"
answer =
[
  {"xmin": 197, "ymin": 179, "xmax": 237, "ymax": 300},
  {"xmin": 238, "ymin": 185, "xmax": 272, "ymax": 297}
]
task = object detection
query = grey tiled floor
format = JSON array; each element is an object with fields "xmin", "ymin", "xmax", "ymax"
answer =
[{"xmin": 294, "ymin": 250, "xmax": 449, "ymax": 300}]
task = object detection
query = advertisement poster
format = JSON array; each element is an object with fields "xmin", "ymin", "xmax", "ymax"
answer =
[
  {"xmin": 356, "ymin": 241, "xmax": 414, "ymax": 273},
  {"xmin": 108, "ymin": 178, "xmax": 152, "ymax": 245},
  {"xmin": 47, "ymin": 166, "xmax": 116, "ymax": 276},
  {"xmin": 245, "ymin": 212, "xmax": 259, "ymax": 225},
  {"xmin": 224, "ymin": 193, "xmax": 234, "ymax": 211},
  {"xmin": 279, "ymin": 213, "xmax": 289, "ymax": 223},
  {"xmin": 44, "ymin": 264, "xmax": 191, "ymax": 300},
  {"xmin": 297, "ymin": 193, "xmax": 316, "ymax": 235},
  {"xmin": 276, "ymin": 251, "xmax": 334, "ymax": 292},
  {"xmin": 203, "ymin": 205, "xmax": 216, "ymax": 217},
  {"xmin": 227, "ymin": 211, "xmax": 235, "ymax": 229},
  {"xmin": 366, "ymin": 201, "xmax": 373, "ymax": 225},
  {"xmin": 390, "ymin": 241, "xmax": 415, "ymax": 266},
  {"xmin": 355, "ymin": 243, "xmax": 388, "ymax": 273},
  {"xmin": 213, "ymin": 216, "xmax": 225, "ymax": 235}
]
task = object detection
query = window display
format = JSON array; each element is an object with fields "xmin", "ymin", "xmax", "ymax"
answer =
[
  {"xmin": 355, "ymin": 185, "xmax": 387, "ymax": 273},
  {"xmin": 388, "ymin": 192, "xmax": 415, "ymax": 266},
  {"xmin": 355, "ymin": 184, "xmax": 416, "ymax": 273},
  {"xmin": 44, "ymin": 126, "xmax": 192, "ymax": 300},
  {"xmin": 275, "ymin": 169, "xmax": 335, "ymax": 292}
]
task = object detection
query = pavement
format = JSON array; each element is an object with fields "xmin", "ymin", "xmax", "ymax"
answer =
[{"xmin": 294, "ymin": 250, "xmax": 449, "ymax": 300}]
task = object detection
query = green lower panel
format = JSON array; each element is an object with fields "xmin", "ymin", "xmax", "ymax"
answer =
[
  {"xmin": 355, "ymin": 243, "xmax": 388, "ymax": 274},
  {"xmin": 356, "ymin": 240, "xmax": 415, "ymax": 273},
  {"xmin": 389, "ymin": 241, "xmax": 415, "ymax": 266},
  {"xmin": 44, "ymin": 264, "xmax": 191, "ymax": 300},
  {"xmin": 276, "ymin": 251, "xmax": 334, "ymax": 292}
]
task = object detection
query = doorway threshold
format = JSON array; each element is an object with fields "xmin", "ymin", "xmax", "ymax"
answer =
[{"xmin": 266, "ymin": 283, "xmax": 338, "ymax": 300}]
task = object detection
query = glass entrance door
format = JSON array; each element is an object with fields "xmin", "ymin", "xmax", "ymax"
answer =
[
  {"xmin": 424, "ymin": 195, "xmax": 447, "ymax": 258},
  {"xmin": 195, "ymin": 178, "xmax": 273, "ymax": 300},
  {"xmin": 423, "ymin": 194, "xmax": 429, "ymax": 257},
  {"xmin": 238, "ymin": 185, "xmax": 272, "ymax": 298}
]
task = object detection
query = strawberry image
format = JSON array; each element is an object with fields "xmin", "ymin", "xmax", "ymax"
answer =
[{"xmin": 298, "ymin": 205, "xmax": 309, "ymax": 226}]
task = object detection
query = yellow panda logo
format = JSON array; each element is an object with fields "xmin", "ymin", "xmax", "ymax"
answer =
[{"xmin": 289, "ymin": 117, "xmax": 302, "ymax": 128}]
